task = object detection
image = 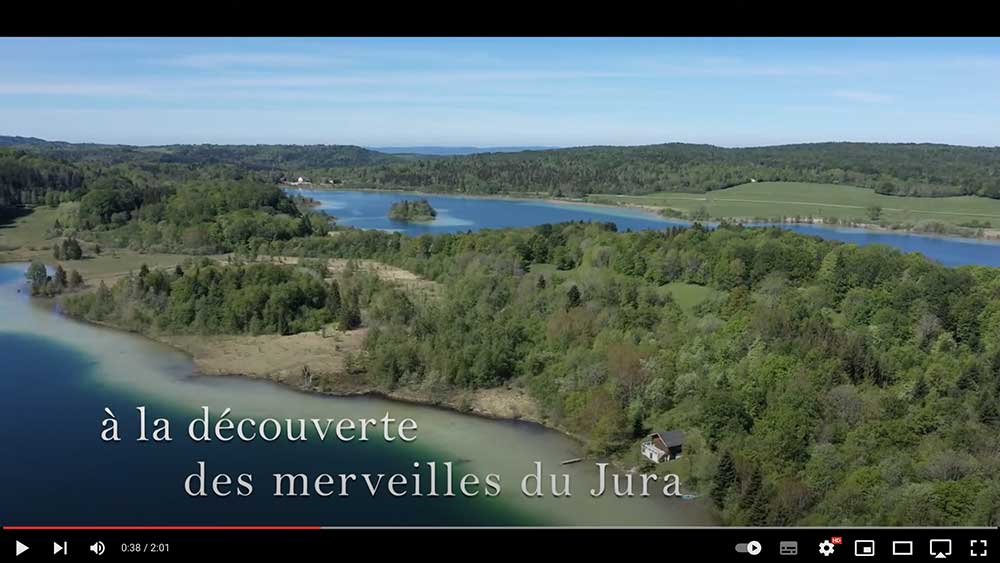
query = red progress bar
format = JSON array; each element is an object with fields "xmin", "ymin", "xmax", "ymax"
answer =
[{"xmin": 3, "ymin": 526, "xmax": 321, "ymax": 530}]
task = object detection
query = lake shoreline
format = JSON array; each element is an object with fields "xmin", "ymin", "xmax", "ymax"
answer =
[
  {"xmin": 50, "ymin": 289, "xmax": 590, "ymax": 448},
  {"xmin": 301, "ymin": 184, "xmax": 1000, "ymax": 243},
  {"xmin": 54, "ymin": 303, "xmax": 708, "ymax": 503}
]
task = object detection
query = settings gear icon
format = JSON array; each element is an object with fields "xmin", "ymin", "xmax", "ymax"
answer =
[{"xmin": 819, "ymin": 540, "xmax": 836, "ymax": 556}]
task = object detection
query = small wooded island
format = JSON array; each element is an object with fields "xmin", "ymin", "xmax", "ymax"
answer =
[{"xmin": 388, "ymin": 199, "xmax": 437, "ymax": 222}]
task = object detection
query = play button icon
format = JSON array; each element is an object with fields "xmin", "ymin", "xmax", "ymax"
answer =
[{"xmin": 15, "ymin": 541, "xmax": 29, "ymax": 556}]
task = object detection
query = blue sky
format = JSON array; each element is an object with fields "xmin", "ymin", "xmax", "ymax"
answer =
[{"xmin": 2, "ymin": 37, "xmax": 999, "ymax": 147}]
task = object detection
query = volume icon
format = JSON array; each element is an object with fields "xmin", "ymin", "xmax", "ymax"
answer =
[{"xmin": 90, "ymin": 541, "xmax": 106, "ymax": 555}]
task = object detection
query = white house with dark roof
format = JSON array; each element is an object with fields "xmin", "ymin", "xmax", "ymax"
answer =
[{"xmin": 641, "ymin": 430, "xmax": 684, "ymax": 463}]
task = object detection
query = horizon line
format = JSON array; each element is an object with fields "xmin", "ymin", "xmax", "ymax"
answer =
[{"xmin": 3, "ymin": 134, "xmax": 1000, "ymax": 151}]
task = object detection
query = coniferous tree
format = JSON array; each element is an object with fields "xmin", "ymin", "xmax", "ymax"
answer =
[
  {"xmin": 337, "ymin": 290, "xmax": 362, "ymax": 330},
  {"xmin": 566, "ymin": 285, "xmax": 581, "ymax": 309},
  {"xmin": 68, "ymin": 269, "xmax": 84, "ymax": 289},
  {"xmin": 748, "ymin": 483, "xmax": 770, "ymax": 526},
  {"xmin": 913, "ymin": 375, "xmax": 929, "ymax": 400},
  {"xmin": 711, "ymin": 451, "xmax": 737, "ymax": 508},
  {"xmin": 740, "ymin": 467, "xmax": 763, "ymax": 511},
  {"xmin": 53, "ymin": 265, "xmax": 67, "ymax": 290},
  {"xmin": 61, "ymin": 237, "xmax": 83, "ymax": 260},
  {"xmin": 325, "ymin": 281, "xmax": 342, "ymax": 317}
]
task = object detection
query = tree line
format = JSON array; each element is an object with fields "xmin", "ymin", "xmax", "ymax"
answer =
[
  {"xmin": 324, "ymin": 142, "xmax": 1000, "ymax": 199},
  {"xmin": 8, "ymin": 139, "xmax": 1000, "ymax": 207},
  {"xmin": 0, "ymin": 147, "xmax": 330, "ymax": 254},
  {"xmin": 61, "ymin": 259, "xmax": 395, "ymax": 336}
]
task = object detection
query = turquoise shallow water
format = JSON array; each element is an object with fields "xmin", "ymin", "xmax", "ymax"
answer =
[
  {"xmin": 0, "ymin": 264, "xmax": 712, "ymax": 526},
  {"xmin": 300, "ymin": 189, "xmax": 1000, "ymax": 268}
]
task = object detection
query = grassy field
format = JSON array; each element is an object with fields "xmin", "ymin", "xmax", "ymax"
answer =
[
  {"xmin": 0, "ymin": 204, "xmax": 74, "ymax": 251},
  {"xmin": 529, "ymin": 265, "xmax": 720, "ymax": 317},
  {"xmin": 0, "ymin": 205, "xmax": 196, "ymax": 286},
  {"xmin": 588, "ymin": 182, "xmax": 1000, "ymax": 228},
  {"xmin": 660, "ymin": 282, "xmax": 720, "ymax": 315}
]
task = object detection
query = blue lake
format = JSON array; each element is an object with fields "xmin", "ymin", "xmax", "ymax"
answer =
[{"xmin": 299, "ymin": 190, "xmax": 1000, "ymax": 268}]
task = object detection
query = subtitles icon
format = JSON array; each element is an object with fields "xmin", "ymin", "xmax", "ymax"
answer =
[
  {"xmin": 930, "ymin": 539, "xmax": 952, "ymax": 559},
  {"xmin": 779, "ymin": 541, "xmax": 798, "ymax": 556},
  {"xmin": 892, "ymin": 541, "xmax": 914, "ymax": 556}
]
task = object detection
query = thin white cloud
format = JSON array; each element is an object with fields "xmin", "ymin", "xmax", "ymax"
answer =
[
  {"xmin": 830, "ymin": 89, "xmax": 895, "ymax": 104},
  {"xmin": 0, "ymin": 69, "xmax": 643, "ymax": 101},
  {"xmin": 155, "ymin": 44, "xmax": 511, "ymax": 70},
  {"xmin": 161, "ymin": 52, "xmax": 333, "ymax": 69},
  {"xmin": 635, "ymin": 57, "xmax": 854, "ymax": 78},
  {"xmin": 0, "ymin": 81, "xmax": 155, "ymax": 96}
]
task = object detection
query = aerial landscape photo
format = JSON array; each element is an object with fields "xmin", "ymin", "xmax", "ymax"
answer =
[{"xmin": 1, "ymin": 37, "xmax": 1000, "ymax": 528}]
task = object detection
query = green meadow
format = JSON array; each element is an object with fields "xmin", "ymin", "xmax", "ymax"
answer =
[
  {"xmin": 589, "ymin": 182, "xmax": 1000, "ymax": 227},
  {"xmin": 660, "ymin": 282, "xmax": 720, "ymax": 315}
]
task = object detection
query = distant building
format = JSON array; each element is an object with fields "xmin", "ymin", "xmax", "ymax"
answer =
[{"xmin": 641, "ymin": 430, "xmax": 683, "ymax": 463}]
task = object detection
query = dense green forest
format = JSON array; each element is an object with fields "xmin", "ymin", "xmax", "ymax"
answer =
[
  {"xmin": 69, "ymin": 221, "xmax": 1000, "ymax": 525},
  {"xmin": 0, "ymin": 146, "xmax": 329, "ymax": 253},
  {"xmin": 252, "ymin": 222, "xmax": 999, "ymax": 526},
  {"xmin": 327, "ymin": 143, "xmax": 1000, "ymax": 198},
  {"xmin": 62, "ymin": 259, "xmax": 390, "ymax": 335},
  {"xmin": 7, "ymin": 137, "xmax": 1000, "ymax": 202},
  {"xmin": 79, "ymin": 179, "xmax": 329, "ymax": 254},
  {"xmin": 388, "ymin": 199, "xmax": 437, "ymax": 222},
  {"xmin": 0, "ymin": 136, "xmax": 395, "ymax": 169},
  {"xmin": 0, "ymin": 149, "xmax": 85, "ymax": 208},
  {"xmin": 0, "ymin": 136, "xmax": 394, "ymax": 215}
]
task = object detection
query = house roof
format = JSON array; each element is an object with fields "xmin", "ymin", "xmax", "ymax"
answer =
[{"xmin": 651, "ymin": 430, "xmax": 684, "ymax": 448}]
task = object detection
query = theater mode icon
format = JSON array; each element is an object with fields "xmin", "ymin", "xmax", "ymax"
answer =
[{"xmin": 892, "ymin": 541, "xmax": 914, "ymax": 556}]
